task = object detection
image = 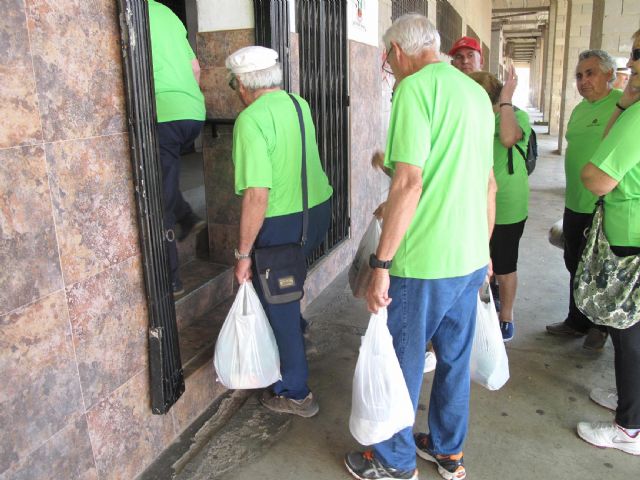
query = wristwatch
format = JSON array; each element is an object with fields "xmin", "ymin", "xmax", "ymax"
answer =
[
  {"xmin": 369, "ymin": 253, "xmax": 393, "ymax": 270},
  {"xmin": 234, "ymin": 248, "xmax": 251, "ymax": 260}
]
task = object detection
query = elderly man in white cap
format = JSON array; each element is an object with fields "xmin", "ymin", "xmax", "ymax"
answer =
[{"xmin": 226, "ymin": 46, "xmax": 333, "ymax": 417}]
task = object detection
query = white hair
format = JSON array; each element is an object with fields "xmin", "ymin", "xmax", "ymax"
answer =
[
  {"xmin": 578, "ymin": 49, "xmax": 616, "ymax": 85},
  {"xmin": 235, "ymin": 63, "xmax": 283, "ymax": 90},
  {"xmin": 383, "ymin": 14, "xmax": 441, "ymax": 56}
]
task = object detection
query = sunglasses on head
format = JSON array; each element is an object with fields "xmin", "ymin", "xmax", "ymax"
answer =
[{"xmin": 632, "ymin": 48, "xmax": 640, "ymax": 62}]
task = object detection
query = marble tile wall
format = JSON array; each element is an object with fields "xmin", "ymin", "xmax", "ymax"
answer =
[
  {"xmin": 0, "ymin": 1, "xmax": 190, "ymax": 479},
  {"xmin": 197, "ymin": 30, "xmax": 254, "ymax": 264}
]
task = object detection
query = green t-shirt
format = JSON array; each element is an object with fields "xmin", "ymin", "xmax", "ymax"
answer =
[
  {"xmin": 589, "ymin": 102, "xmax": 640, "ymax": 247},
  {"xmin": 493, "ymin": 109, "xmax": 531, "ymax": 224},
  {"xmin": 383, "ymin": 62, "xmax": 494, "ymax": 279},
  {"xmin": 565, "ymin": 89, "xmax": 622, "ymax": 213},
  {"xmin": 148, "ymin": 0, "xmax": 206, "ymax": 123},
  {"xmin": 232, "ymin": 91, "xmax": 333, "ymax": 218}
]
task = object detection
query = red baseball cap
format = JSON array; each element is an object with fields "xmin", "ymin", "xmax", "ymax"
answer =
[{"xmin": 448, "ymin": 36, "xmax": 482, "ymax": 57}]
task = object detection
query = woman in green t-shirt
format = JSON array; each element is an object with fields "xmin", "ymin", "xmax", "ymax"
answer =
[
  {"xmin": 469, "ymin": 70, "xmax": 532, "ymax": 342},
  {"xmin": 576, "ymin": 30, "xmax": 640, "ymax": 455}
]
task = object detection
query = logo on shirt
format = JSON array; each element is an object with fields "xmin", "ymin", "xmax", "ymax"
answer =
[{"xmin": 587, "ymin": 118, "xmax": 601, "ymax": 127}]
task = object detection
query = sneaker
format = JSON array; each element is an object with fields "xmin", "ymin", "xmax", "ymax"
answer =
[
  {"xmin": 577, "ymin": 421, "xmax": 640, "ymax": 455},
  {"xmin": 500, "ymin": 321, "xmax": 514, "ymax": 342},
  {"xmin": 545, "ymin": 321, "xmax": 586, "ymax": 337},
  {"xmin": 589, "ymin": 387, "xmax": 618, "ymax": 411},
  {"xmin": 583, "ymin": 328, "xmax": 608, "ymax": 351},
  {"xmin": 172, "ymin": 281, "xmax": 185, "ymax": 297},
  {"xmin": 344, "ymin": 451, "xmax": 418, "ymax": 480},
  {"xmin": 424, "ymin": 351, "xmax": 437, "ymax": 373},
  {"xmin": 176, "ymin": 213, "xmax": 206, "ymax": 242},
  {"xmin": 414, "ymin": 433, "xmax": 465, "ymax": 480},
  {"xmin": 259, "ymin": 390, "xmax": 319, "ymax": 418}
]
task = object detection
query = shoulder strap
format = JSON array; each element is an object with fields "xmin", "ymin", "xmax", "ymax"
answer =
[{"xmin": 287, "ymin": 93, "xmax": 309, "ymax": 245}]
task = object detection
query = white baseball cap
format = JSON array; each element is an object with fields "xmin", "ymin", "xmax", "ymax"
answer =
[{"xmin": 225, "ymin": 46, "xmax": 279, "ymax": 74}]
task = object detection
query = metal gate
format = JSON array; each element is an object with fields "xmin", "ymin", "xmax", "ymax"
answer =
[
  {"xmin": 392, "ymin": 0, "xmax": 428, "ymax": 20},
  {"xmin": 296, "ymin": 0, "xmax": 349, "ymax": 261},
  {"xmin": 117, "ymin": 0, "xmax": 184, "ymax": 414},
  {"xmin": 254, "ymin": 0, "xmax": 291, "ymax": 91}
]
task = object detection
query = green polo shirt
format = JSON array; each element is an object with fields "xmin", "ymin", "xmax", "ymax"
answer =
[
  {"xmin": 233, "ymin": 91, "xmax": 333, "ymax": 218},
  {"xmin": 565, "ymin": 89, "xmax": 622, "ymax": 213},
  {"xmin": 383, "ymin": 62, "xmax": 494, "ymax": 279},
  {"xmin": 148, "ymin": 0, "xmax": 206, "ymax": 123},
  {"xmin": 589, "ymin": 101, "xmax": 640, "ymax": 247},
  {"xmin": 493, "ymin": 108, "xmax": 531, "ymax": 224}
]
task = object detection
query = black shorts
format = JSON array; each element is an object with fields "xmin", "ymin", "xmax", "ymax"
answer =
[{"xmin": 490, "ymin": 219, "xmax": 527, "ymax": 275}]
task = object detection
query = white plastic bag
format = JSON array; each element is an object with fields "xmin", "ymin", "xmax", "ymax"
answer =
[
  {"xmin": 213, "ymin": 282, "xmax": 281, "ymax": 389},
  {"xmin": 470, "ymin": 284, "xmax": 510, "ymax": 391},
  {"xmin": 548, "ymin": 218, "xmax": 564, "ymax": 250},
  {"xmin": 349, "ymin": 308, "xmax": 415, "ymax": 445},
  {"xmin": 349, "ymin": 218, "xmax": 382, "ymax": 298}
]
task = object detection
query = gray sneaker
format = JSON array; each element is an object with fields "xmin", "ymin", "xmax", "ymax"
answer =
[
  {"xmin": 583, "ymin": 328, "xmax": 608, "ymax": 351},
  {"xmin": 545, "ymin": 321, "xmax": 586, "ymax": 336},
  {"xmin": 260, "ymin": 390, "xmax": 319, "ymax": 418}
]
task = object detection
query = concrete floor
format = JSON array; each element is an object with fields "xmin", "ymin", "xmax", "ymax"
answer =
[{"xmin": 219, "ymin": 129, "xmax": 634, "ymax": 480}]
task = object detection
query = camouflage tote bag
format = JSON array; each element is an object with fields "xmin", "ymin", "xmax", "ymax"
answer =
[{"xmin": 574, "ymin": 201, "xmax": 640, "ymax": 329}]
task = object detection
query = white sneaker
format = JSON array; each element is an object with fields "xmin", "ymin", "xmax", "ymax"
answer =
[
  {"xmin": 424, "ymin": 351, "xmax": 437, "ymax": 373},
  {"xmin": 590, "ymin": 387, "xmax": 618, "ymax": 411},
  {"xmin": 577, "ymin": 421, "xmax": 640, "ymax": 455}
]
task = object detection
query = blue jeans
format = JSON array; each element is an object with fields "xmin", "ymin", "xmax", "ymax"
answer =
[
  {"xmin": 373, "ymin": 266, "xmax": 487, "ymax": 471},
  {"xmin": 251, "ymin": 199, "xmax": 331, "ymax": 400}
]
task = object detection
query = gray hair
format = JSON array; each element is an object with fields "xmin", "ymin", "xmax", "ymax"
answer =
[
  {"xmin": 383, "ymin": 14, "xmax": 441, "ymax": 57},
  {"xmin": 577, "ymin": 49, "xmax": 616, "ymax": 84},
  {"xmin": 235, "ymin": 63, "xmax": 283, "ymax": 90}
]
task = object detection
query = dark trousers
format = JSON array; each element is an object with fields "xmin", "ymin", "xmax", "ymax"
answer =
[
  {"xmin": 251, "ymin": 199, "xmax": 331, "ymax": 400},
  {"xmin": 563, "ymin": 208, "xmax": 606, "ymax": 333},
  {"xmin": 157, "ymin": 119, "xmax": 204, "ymax": 285},
  {"xmin": 609, "ymin": 244, "xmax": 640, "ymax": 429}
]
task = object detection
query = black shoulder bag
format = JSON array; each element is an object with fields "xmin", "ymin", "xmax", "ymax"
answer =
[{"xmin": 252, "ymin": 94, "xmax": 309, "ymax": 305}]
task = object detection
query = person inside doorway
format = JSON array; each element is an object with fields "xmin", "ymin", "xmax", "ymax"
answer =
[{"xmin": 148, "ymin": 0, "xmax": 207, "ymax": 297}]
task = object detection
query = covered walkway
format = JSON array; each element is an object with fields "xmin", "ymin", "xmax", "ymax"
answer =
[{"xmin": 165, "ymin": 125, "xmax": 634, "ymax": 480}]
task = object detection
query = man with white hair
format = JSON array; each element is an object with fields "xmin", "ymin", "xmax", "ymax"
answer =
[
  {"xmin": 344, "ymin": 15, "xmax": 495, "ymax": 480},
  {"xmin": 613, "ymin": 56, "xmax": 631, "ymax": 89},
  {"xmin": 546, "ymin": 50, "xmax": 622, "ymax": 351},
  {"xmin": 226, "ymin": 46, "xmax": 333, "ymax": 418}
]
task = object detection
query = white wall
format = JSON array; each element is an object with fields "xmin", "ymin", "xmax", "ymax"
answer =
[
  {"xmin": 348, "ymin": 0, "xmax": 379, "ymax": 46},
  {"xmin": 197, "ymin": 0, "xmax": 254, "ymax": 32}
]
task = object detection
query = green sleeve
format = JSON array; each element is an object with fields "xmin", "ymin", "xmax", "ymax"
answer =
[
  {"xmin": 590, "ymin": 109, "xmax": 640, "ymax": 181},
  {"xmin": 233, "ymin": 116, "xmax": 273, "ymax": 195},
  {"xmin": 384, "ymin": 80, "xmax": 431, "ymax": 169},
  {"xmin": 184, "ymin": 37, "xmax": 196, "ymax": 60}
]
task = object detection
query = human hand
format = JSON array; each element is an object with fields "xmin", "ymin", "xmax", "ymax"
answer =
[
  {"xmin": 619, "ymin": 78, "xmax": 640, "ymax": 109},
  {"xmin": 486, "ymin": 258, "xmax": 494, "ymax": 280},
  {"xmin": 371, "ymin": 151, "xmax": 385, "ymax": 171},
  {"xmin": 234, "ymin": 258, "xmax": 252, "ymax": 284},
  {"xmin": 373, "ymin": 202, "xmax": 386, "ymax": 220},
  {"xmin": 366, "ymin": 268, "xmax": 392, "ymax": 313},
  {"xmin": 499, "ymin": 65, "xmax": 518, "ymax": 104}
]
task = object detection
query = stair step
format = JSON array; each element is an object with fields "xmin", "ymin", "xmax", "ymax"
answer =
[
  {"xmin": 175, "ymin": 259, "xmax": 234, "ymax": 330},
  {"xmin": 177, "ymin": 219, "xmax": 208, "ymax": 267},
  {"xmin": 179, "ymin": 296, "xmax": 234, "ymax": 378}
]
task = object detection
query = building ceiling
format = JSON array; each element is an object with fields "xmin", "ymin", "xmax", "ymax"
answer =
[{"xmin": 492, "ymin": 0, "xmax": 551, "ymax": 63}]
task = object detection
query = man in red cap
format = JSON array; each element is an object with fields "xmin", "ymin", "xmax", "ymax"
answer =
[{"xmin": 449, "ymin": 36, "xmax": 483, "ymax": 74}]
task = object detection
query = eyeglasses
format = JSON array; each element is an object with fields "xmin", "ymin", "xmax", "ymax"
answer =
[
  {"xmin": 632, "ymin": 48, "xmax": 640, "ymax": 62},
  {"xmin": 382, "ymin": 45, "xmax": 394, "ymax": 75},
  {"xmin": 228, "ymin": 76, "xmax": 237, "ymax": 91}
]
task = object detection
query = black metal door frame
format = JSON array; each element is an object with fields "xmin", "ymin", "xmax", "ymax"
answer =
[{"xmin": 116, "ymin": 0, "xmax": 184, "ymax": 414}]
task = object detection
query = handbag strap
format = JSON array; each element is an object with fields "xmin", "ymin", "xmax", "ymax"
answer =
[{"xmin": 288, "ymin": 93, "xmax": 309, "ymax": 245}]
